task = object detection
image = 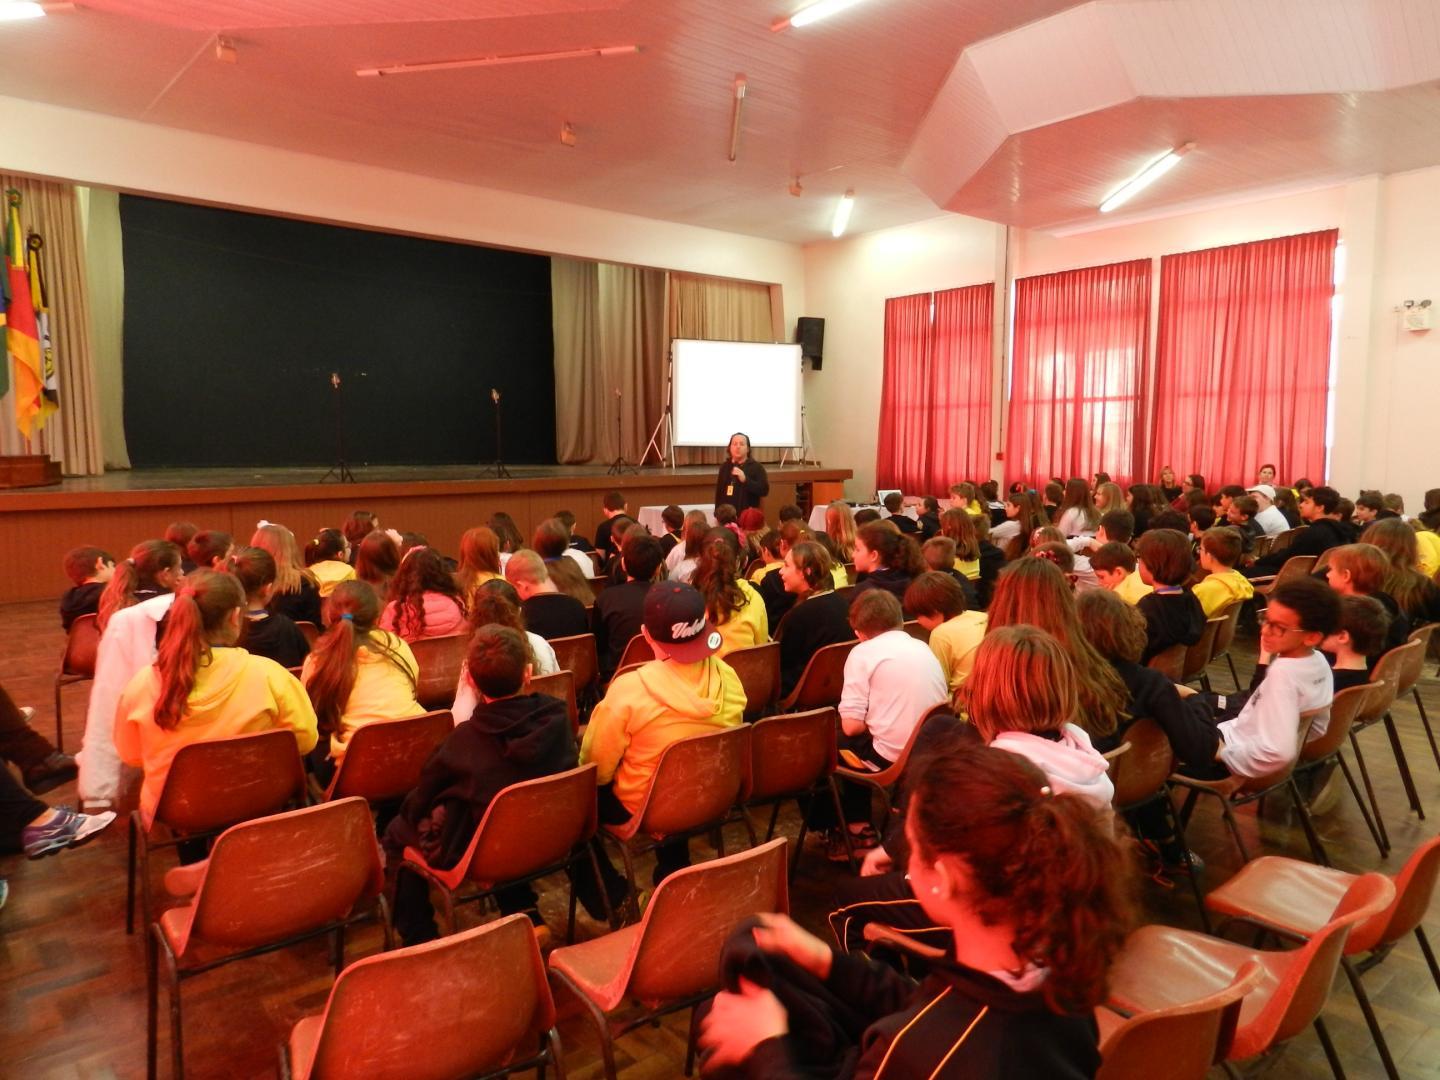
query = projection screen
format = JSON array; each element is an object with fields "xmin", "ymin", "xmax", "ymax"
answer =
[{"xmin": 670, "ymin": 339, "xmax": 803, "ymax": 448}]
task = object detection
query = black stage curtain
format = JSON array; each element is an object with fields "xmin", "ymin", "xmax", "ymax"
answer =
[{"xmin": 120, "ymin": 195, "xmax": 555, "ymax": 468}]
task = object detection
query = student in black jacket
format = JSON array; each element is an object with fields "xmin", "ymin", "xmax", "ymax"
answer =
[
  {"xmin": 1244, "ymin": 485, "xmax": 1350, "ymax": 578},
  {"xmin": 850, "ymin": 520, "xmax": 924, "ymax": 613},
  {"xmin": 593, "ymin": 533, "xmax": 663, "ymax": 677},
  {"xmin": 384, "ymin": 625, "xmax": 624, "ymax": 945},
  {"xmin": 229, "ymin": 546, "xmax": 311, "ymax": 670},
  {"xmin": 698, "ymin": 742, "xmax": 1133, "ymax": 1079},
  {"xmin": 59, "ymin": 545, "xmax": 115, "ymax": 631},
  {"xmin": 1134, "ymin": 529, "xmax": 1206, "ymax": 664}
]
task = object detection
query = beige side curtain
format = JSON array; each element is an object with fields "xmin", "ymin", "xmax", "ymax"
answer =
[
  {"xmin": 667, "ymin": 273, "xmax": 779, "ymax": 466},
  {"xmin": 80, "ymin": 187, "xmax": 130, "ymax": 470},
  {"xmin": 551, "ymin": 258, "xmax": 667, "ymax": 465},
  {"xmin": 0, "ymin": 175, "xmax": 107, "ymax": 474}
]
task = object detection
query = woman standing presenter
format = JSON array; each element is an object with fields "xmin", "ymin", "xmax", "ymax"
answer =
[{"xmin": 714, "ymin": 432, "xmax": 769, "ymax": 514}]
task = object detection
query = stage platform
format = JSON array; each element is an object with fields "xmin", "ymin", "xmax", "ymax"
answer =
[{"xmin": 0, "ymin": 462, "xmax": 852, "ymax": 603}]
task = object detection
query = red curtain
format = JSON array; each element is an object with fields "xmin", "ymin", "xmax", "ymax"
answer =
[
  {"xmin": 876, "ymin": 285, "xmax": 993, "ymax": 494},
  {"xmin": 1005, "ymin": 259, "xmax": 1151, "ymax": 488},
  {"xmin": 1150, "ymin": 229, "xmax": 1336, "ymax": 488}
]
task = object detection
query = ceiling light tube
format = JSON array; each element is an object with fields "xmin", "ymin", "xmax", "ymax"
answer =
[
  {"xmin": 357, "ymin": 44, "xmax": 639, "ymax": 77},
  {"xmin": 831, "ymin": 190, "xmax": 854, "ymax": 237},
  {"xmin": 773, "ymin": 0, "xmax": 869, "ymax": 31},
  {"xmin": 1099, "ymin": 142, "xmax": 1194, "ymax": 213},
  {"xmin": 728, "ymin": 76, "xmax": 747, "ymax": 163}
]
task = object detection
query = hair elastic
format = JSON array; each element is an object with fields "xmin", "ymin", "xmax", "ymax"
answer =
[
  {"xmin": 1040, "ymin": 785, "xmax": 1053, "ymax": 797},
  {"xmin": 340, "ymin": 612, "xmax": 354, "ymax": 621}
]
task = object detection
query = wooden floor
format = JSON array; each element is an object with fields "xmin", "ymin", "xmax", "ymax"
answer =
[{"xmin": 2, "ymin": 598, "xmax": 1438, "ymax": 1080}]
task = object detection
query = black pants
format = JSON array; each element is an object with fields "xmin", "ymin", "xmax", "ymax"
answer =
[
  {"xmin": 810, "ymin": 731, "xmax": 891, "ymax": 829},
  {"xmin": 0, "ymin": 683, "xmax": 55, "ymax": 771},
  {"xmin": 826, "ymin": 870, "xmax": 950, "ymax": 957},
  {"xmin": 597, "ymin": 783, "xmax": 692, "ymax": 886},
  {"xmin": 0, "ymin": 766, "xmax": 48, "ymax": 853}
]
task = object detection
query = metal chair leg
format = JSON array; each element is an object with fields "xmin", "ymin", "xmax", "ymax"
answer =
[
  {"xmin": 1349, "ymin": 731, "xmax": 1391, "ymax": 851},
  {"xmin": 1412, "ymin": 686, "xmax": 1440, "ymax": 771},
  {"xmin": 1224, "ymin": 652, "xmax": 1241, "ymax": 693},
  {"xmin": 1340, "ymin": 957, "xmax": 1400, "ymax": 1080},
  {"xmin": 1416, "ymin": 926, "xmax": 1440, "ymax": 993},
  {"xmin": 1219, "ymin": 801, "xmax": 1251, "ymax": 864},
  {"xmin": 1289, "ymin": 778, "xmax": 1331, "ymax": 867},
  {"xmin": 1164, "ymin": 794, "xmax": 1210, "ymax": 933},
  {"xmin": 1383, "ymin": 713, "xmax": 1425, "ymax": 818},
  {"xmin": 1336, "ymin": 753, "xmax": 1387, "ymax": 857},
  {"xmin": 1312, "ymin": 1015, "xmax": 1347, "ymax": 1080}
]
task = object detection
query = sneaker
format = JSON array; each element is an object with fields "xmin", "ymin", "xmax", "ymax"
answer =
[
  {"xmin": 22, "ymin": 806, "xmax": 117, "ymax": 859},
  {"xmin": 24, "ymin": 752, "xmax": 78, "ymax": 796}
]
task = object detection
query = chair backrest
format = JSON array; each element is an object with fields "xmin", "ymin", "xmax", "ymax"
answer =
[
  {"xmin": 1108, "ymin": 719, "xmax": 1176, "ymax": 809},
  {"xmin": 1299, "ymin": 684, "xmax": 1374, "ymax": 763},
  {"xmin": 183, "ymin": 798, "xmax": 384, "ymax": 952},
  {"xmin": 743, "ymin": 558, "xmax": 765, "ymax": 579},
  {"xmin": 1273, "ymin": 555, "xmax": 1317, "ymax": 587},
  {"xmin": 1147, "ymin": 644, "xmax": 1186, "ymax": 683},
  {"xmin": 1370, "ymin": 834, "xmax": 1440, "ymax": 950},
  {"xmin": 871, "ymin": 702, "xmax": 954, "ymax": 783},
  {"xmin": 299, "ymin": 914, "xmax": 555, "ymax": 1080},
  {"xmin": 410, "ymin": 633, "xmax": 469, "ymax": 710},
  {"xmin": 527, "ymin": 670, "xmax": 579, "ymax": 734},
  {"xmin": 611, "ymin": 660, "xmax": 647, "ymax": 682},
  {"xmin": 615, "ymin": 633, "xmax": 654, "ymax": 672},
  {"xmin": 61, "ymin": 612, "xmax": 100, "ymax": 677},
  {"xmin": 902, "ymin": 620, "xmax": 930, "ymax": 643},
  {"xmin": 843, "ymin": 562, "xmax": 857, "ymax": 585},
  {"xmin": 635, "ymin": 726, "xmax": 751, "ymax": 838},
  {"xmin": 295, "ymin": 620, "xmax": 321, "ymax": 646},
  {"xmin": 1252, "ymin": 535, "xmax": 1275, "ymax": 559},
  {"xmin": 1272, "ymin": 526, "xmax": 1306, "ymax": 554},
  {"xmin": 1097, "ymin": 961, "xmax": 1262, "ymax": 1080},
  {"xmin": 1210, "ymin": 601, "xmax": 1243, "ymax": 660},
  {"xmin": 326, "ymin": 710, "xmax": 453, "ymax": 802},
  {"xmin": 1182, "ymin": 618, "xmax": 1223, "ymax": 683},
  {"xmin": 457, "ymin": 763, "xmax": 599, "ymax": 887},
  {"xmin": 1248, "ymin": 872, "xmax": 1395, "ymax": 1049},
  {"xmin": 1235, "ymin": 707, "xmax": 1324, "ymax": 796},
  {"xmin": 746, "ymin": 708, "xmax": 838, "ymax": 803},
  {"xmin": 549, "ymin": 633, "xmax": 599, "ymax": 693},
  {"xmin": 724, "ymin": 641, "xmax": 781, "ymax": 718},
  {"xmin": 1393, "ymin": 626, "xmax": 1432, "ymax": 695},
  {"xmin": 154, "ymin": 728, "xmax": 306, "ymax": 835},
  {"xmin": 1366, "ymin": 640, "xmax": 1420, "ymax": 718},
  {"xmin": 784, "ymin": 638, "xmax": 859, "ymax": 709},
  {"xmin": 625, "ymin": 838, "xmax": 789, "ymax": 1006}
]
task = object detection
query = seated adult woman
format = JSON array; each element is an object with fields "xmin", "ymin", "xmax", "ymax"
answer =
[
  {"xmin": 699, "ymin": 740, "xmax": 1133, "ymax": 1078},
  {"xmin": 452, "ymin": 580, "xmax": 560, "ymax": 726},
  {"xmin": 693, "ymin": 527, "xmax": 769, "ymax": 657},
  {"xmin": 773, "ymin": 541, "xmax": 855, "ymax": 697},
  {"xmin": 850, "ymin": 520, "xmax": 924, "ymax": 610},
  {"xmin": 354, "ymin": 529, "xmax": 400, "ymax": 601},
  {"xmin": 251, "ymin": 523, "xmax": 323, "ymax": 627},
  {"xmin": 115, "ymin": 570, "xmax": 318, "ymax": 827},
  {"xmin": 379, "ymin": 546, "xmax": 468, "ymax": 642},
  {"xmin": 454, "ymin": 525, "xmax": 503, "ymax": 611},
  {"xmin": 303, "ymin": 580, "xmax": 421, "ymax": 783}
]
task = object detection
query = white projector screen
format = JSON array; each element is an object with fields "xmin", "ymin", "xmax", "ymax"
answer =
[{"xmin": 671, "ymin": 339, "xmax": 803, "ymax": 448}]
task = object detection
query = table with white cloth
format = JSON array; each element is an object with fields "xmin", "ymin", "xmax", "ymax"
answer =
[
  {"xmin": 637, "ymin": 504, "xmax": 714, "ymax": 536},
  {"xmin": 807, "ymin": 505, "xmax": 918, "ymax": 533}
]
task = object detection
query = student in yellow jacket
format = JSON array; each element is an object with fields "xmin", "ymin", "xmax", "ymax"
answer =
[
  {"xmin": 115, "ymin": 570, "xmax": 317, "ymax": 828},
  {"xmin": 581, "ymin": 581, "xmax": 745, "ymax": 885},
  {"xmin": 1192, "ymin": 527, "xmax": 1256, "ymax": 619},
  {"xmin": 691, "ymin": 527, "xmax": 770, "ymax": 657}
]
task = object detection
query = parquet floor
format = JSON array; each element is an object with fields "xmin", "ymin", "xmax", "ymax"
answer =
[{"xmin": 2, "ymin": 597, "xmax": 1438, "ymax": 1079}]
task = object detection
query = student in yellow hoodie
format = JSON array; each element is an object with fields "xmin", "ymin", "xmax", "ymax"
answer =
[
  {"xmin": 581, "ymin": 580, "xmax": 745, "ymax": 885},
  {"xmin": 115, "ymin": 570, "xmax": 317, "ymax": 829},
  {"xmin": 1192, "ymin": 527, "xmax": 1256, "ymax": 619},
  {"xmin": 691, "ymin": 528, "xmax": 769, "ymax": 657}
]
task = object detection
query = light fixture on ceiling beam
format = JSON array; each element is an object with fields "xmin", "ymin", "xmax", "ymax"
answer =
[
  {"xmin": 831, "ymin": 190, "xmax": 854, "ymax": 237},
  {"xmin": 356, "ymin": 44, "xmax": 640, "ymax": 78},
  {"xmin": 788, "ymin": 176, "xmax": 803, "ymax": 197},
  {"xmin": 772, "ymin": 0, "xmax": 871, "ymax": 32},
  {"xmin": 1099, "ymin": 142, "xmax": 1195, "ymax": 214},
  {"xmin": 728, "ymin": 75, "xmax": 747, "ymax": 163},
  {"xmin": 215, "ymin": 36, "xmax": 237, "ymax": 63},
  {"xmin": 560, "ymin": 121, "xmax": 577, "ymax": 147}
]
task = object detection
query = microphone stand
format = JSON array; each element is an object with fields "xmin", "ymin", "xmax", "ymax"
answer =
[
  {"xmin": 485, "ymin": 387, "xmax": 513, "ymax": 479},
  {"xmin": 606, "ymin": 387, "xmax": 637, "ymax": 475},
  {"xmin": 319, "ymin": 371, "xmax": 357, "ymax": 483}
]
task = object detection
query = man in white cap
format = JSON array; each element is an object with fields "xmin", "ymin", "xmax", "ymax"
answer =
[
  {"xmin": 1247, "ymin": 484, "xmax": 1289, "ymax": 536},
  {"xmin": 581, "ymin": 581, "xmax": 746, "ymax": 885}
]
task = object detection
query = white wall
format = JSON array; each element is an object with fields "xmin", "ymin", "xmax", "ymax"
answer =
[{"xmin": 801, "ymin": 214, "xmax": 1002, "ymax": 497}]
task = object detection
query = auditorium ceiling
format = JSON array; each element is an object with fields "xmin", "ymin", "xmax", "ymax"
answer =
[{"xmin": 3, "ymin": 0, "xmax": 1440, "ymax": 240}]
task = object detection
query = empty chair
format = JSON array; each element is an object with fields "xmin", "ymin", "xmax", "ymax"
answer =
[
  {"xmin": 1205, "ymin": 837, "xmax": 1440, "ymax": 1080},
  {"xmin": 53, "ymin": 612, "xmax": 100, "ymax": 752},
  {"xmin": 548, "ymin": 837, "xmax": 789, "ymax": 1080},
  {"xmin": 1094, "ymin": 962, "xmax": 1261, "ymax": 1080},
  {"xmin": 1105, "ymin": 873, "xmax": 1395, "ymax": 1079},
  {"xmin": 528, "ymin": 669, "xmax": 579, "ymax": 734},
  {"xmin": 399, "ymin": 763, "xmax": 607, "ymax": 942},
  {"xmin": 147, "ymin": 798, "xmax": 388, "ymax": 1080},
  {"xmin": 723, "ymin": 640, "xmax": 780, "ymax": 719},
  {"xmin": 409, "ymin": 633, "xmax": 469, "ymax": 711},
  {"xmin": 127, "ymin": 728, "xmax": 307, "ymax": 935},
  {"xmin": 281, "ymin": 914, "xmax": 562, "ymax": 1080},
  {"xmin": 741, "ymin": 708, "xmax": 846, "ymax": 879},
  {"xmin": 323, "ymin": 710, "xmax": 452, "ymax": 803},
  {"xmin": 1351, "ymin": 640, "xmax": 1426, "ymax": 831},
  {"xmin": 777, "ymin": 638, "xmax": 858, "ymax": 711},
  {"xmin": 1292, "ymin": 684, "xmax": 1387, "ymax": 856}
]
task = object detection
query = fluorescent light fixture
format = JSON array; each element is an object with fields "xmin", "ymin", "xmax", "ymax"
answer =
[
  {"xmin": 1099, "ymin": 142, "xmax": 1194, "ymax": 213},
  {"xmin": 728, "ymin": 76, "xmax": 747, "ymax": 163},
  {"xmin": 357, "ymin": 44, "xmax": 639, "ymax": 78},
  {"xmin": 773, "ymin": 0, "xmax": 870, "ymax": 31},
  {"xmin": 831, "ymin": 190, "xmax": 854, "ymax": 238},
  {"xmin": 0, "ymin": 2, "xmax": 47, "ymax": 21}
]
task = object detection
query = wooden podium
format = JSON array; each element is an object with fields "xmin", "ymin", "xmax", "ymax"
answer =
[{"xmin": 0, "ymin": 454, "xmax": 62, "ymax": 489}]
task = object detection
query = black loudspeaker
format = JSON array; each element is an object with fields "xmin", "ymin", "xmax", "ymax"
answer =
[{"xmin": 797, "ymin": 316, "xmax": 824, "ymax": 371}]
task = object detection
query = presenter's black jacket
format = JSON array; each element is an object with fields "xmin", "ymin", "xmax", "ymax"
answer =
[{"xmin": 714, "ymin": 458, "xmax": 769, "ymax": 514}]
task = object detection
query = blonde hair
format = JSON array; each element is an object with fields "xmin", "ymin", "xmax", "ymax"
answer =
[
  {"xmin": 961, "ymin": 625, "xmax": 1077, "ymax": 741},
  {"xmin": 825, "ymin": 501, "xmax": 857, "ymax": 563},
  {"xmin": 250, "ymin": 523, "xmax": 314, "ymax": 596}
]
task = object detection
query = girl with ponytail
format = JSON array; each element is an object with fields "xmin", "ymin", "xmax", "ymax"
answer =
[
  {"xmin": 301, "ymin": 580, "xmax": 421, "ymax": 781},
  {"xmin": 304, "ymin": 527, "xmax": 357, "ymax": 598},
  {"xmin": 97, "ymin": 540, "xmax": 184, "ymax": 631},
  {"xmin": 700, "ymin": 740, "xmax": 1135, "ymax": 1077},
  {"xmin": 251, "ymin": 523, "xmax": 323, "ymax": 626},
  {"xmin": 114, "ymin": 570, "xmax": 317, "ymax": 827}
]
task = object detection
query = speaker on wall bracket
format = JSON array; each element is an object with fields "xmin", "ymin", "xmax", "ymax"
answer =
[{"xmin": 797, "ymin": 316, "xmax": 824, "ymax": 371}]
